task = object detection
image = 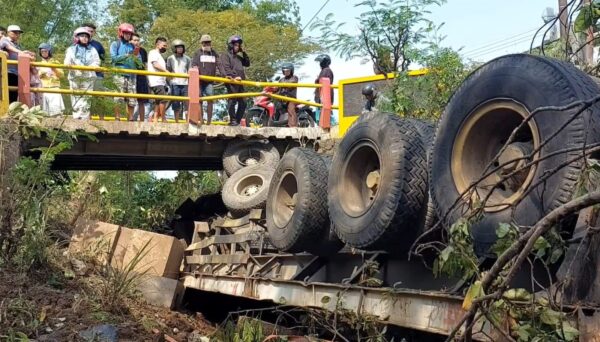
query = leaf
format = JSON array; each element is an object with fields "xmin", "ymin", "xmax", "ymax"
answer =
[
  {"xmin": 550, "ymin": 247, "xmax": 564, "ymax": 264},
  {"xmin": 558, "ymin": 321, "xmax": 579, "ymax": 341},
  {"xmin": 462, "ymin": 280, "xmax": 484, "ymax": 310},
  {"xmin": 496, "ymin": 223, "xmax": 511, "ymax": 238},
  {"xmin": 540, "ymin": 307, "xmax": 562, "ymax": 326},
  {"xmin": 516, "ymin": 323, "xmax": 531, "ymax": 341},
  {"xmin": 533, "ymin": 236, "xmax": 550, "ymax": 259},
  {"xmin": 503, "ymin": 288, "xmax": 532, "ymax": 301}
]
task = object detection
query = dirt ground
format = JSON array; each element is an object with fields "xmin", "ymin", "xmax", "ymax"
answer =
[{"xmin": 0, "ymin": 265, "xmax": 216, "ymax": 341}]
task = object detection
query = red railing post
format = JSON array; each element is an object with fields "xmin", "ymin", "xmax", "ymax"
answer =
[
  {"xmin": 319, "ymin": 77, "xmax": 331, "ymax": 129},
  {"xmin": 17, "ymin": 55, "xmax": 31, "ymax": 107},
  {"xmin": 188, "ymin": 67, "xmax": 201, "ymax": 125}
]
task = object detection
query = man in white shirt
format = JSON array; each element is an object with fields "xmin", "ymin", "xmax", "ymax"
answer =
[
  {"xmin": 147, "ymin": 37, "xmax": 169, "ymax": 123},
  {"xmin": 166, "ymin": 39, "xmax": 191, "ymax": 123}
]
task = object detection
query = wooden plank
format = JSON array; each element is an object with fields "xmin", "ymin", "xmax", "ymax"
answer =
[
  {"xmin": 194, "ymin": 221, "xmax": 210, "ymax": 233},
  {"xmin": 249, "ymin": 209, "xmax": 263, "ymax": 221},
  {"xmin": 186, "ymin": 233, "xmax": 256, "ymax": 252},
  {"xmin": 186, "ymin": 254, "xmax": 249, "ymax": 265},
  {"xmin": 215, "ymin": 216, "xmax": 250, "ymax": 228}
]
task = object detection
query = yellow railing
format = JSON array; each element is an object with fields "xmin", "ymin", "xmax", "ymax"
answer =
[
  {"xmin": 8, "ymin": 57, "xmax": 337, "ymax": 126},
  {"xmin": 0, "ymin": 53, "xmax": 8, "ymax": 116}
]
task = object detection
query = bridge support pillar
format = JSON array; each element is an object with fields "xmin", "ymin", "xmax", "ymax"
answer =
[
  {"xmin": 188, "ymin": 67, "xmax": 201, "ymax": 125},
  {"xmin": 17, "ymin": 55, "xmax": 31, "ymax": 107}
]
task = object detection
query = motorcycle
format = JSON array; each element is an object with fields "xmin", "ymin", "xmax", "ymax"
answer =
[{"xmin": 245, "ymin": 84, "xmax": 317, "ymax": 128}]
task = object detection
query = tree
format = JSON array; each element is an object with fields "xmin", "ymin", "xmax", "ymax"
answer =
[
  {"xmin": 379, "ymin": 47, "xmax": 473, "ymax": 121},
  {"xmin": 0, "ymin": 0, "xmax": 98, "ymax": 50},
  {"xmin": 149, "ymin": 9, "xmax": 318, "ymax": 82},
  {"xmin": 311, "ymin": 0, "xmax": 444, "ymax": 74}
]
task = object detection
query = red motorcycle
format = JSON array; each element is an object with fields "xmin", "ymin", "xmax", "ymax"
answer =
[{"xmin": 244, "ymin": 84, "xmax": 317, "ymax": 128}]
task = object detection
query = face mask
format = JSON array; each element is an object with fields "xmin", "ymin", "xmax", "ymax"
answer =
[
  {"xmin": 202, "ymin": 46, "xmax": 211, "ymax": 52},
  {"xmin": 159, "ymin": 47, "xmax": 167, "ymax": 53}
]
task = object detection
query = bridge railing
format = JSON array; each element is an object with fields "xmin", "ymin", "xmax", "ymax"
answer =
[{"xmin": 4, "ymin": 55, "xmax": 335, "ymax": 128}]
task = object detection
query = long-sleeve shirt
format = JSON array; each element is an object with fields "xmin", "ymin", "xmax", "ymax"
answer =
[
  {"xmin": 110, "ymin": 39, "xmax": 136, "ymax": 78},
  {"xmin": 219, "ymin": 51, "xmax": 250, "ymax": 80},
  {"xmin": 64, "ymin": 44, "xmax": 100, "ymax": 81},
  {"xmin": 90, "ymin": 39, "xmax": 106, "ymax": 77},
  {"xmin": 191, "ymin": 49, "xmax": 221, "ymax": 80},
  {"xmin": 278, "ymin": 75, "xmax": 298, "ymax": 99}
]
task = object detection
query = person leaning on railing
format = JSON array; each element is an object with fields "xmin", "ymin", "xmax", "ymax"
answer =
[
  {"xmin": 191, "ymin": 34, "xmax": 220, "ymax": 125},
  {"xmin": 37, "ymin": 43, "xmax": 65, "ymax": 116},
  {"xmin": 82, "ymin": 23, "xmax": 106, "ymax": 90},
  {"xmin": 0, "ymin": 25, "xmax": 35, "ymax": 103},
  {"xmin": 220, "ymin": 35, "xmax": 250, "ymax": 126},
  {"xmin": 110, "ymin": 23, "xmax": 138, "ymax": 121},
  {"xmin": 64, "ymin": 27, "xmax": 100, "ymax": 120},
  {"xmin": 131, "ymin": 33, "xmax": 150, "ymax": 122}
]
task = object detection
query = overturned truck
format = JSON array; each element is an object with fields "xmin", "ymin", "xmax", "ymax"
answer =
[{"xmin": 182, "ymin": 55, "xmax": 600, "ymax": 340}]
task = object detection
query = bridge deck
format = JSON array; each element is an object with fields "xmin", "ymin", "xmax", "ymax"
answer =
[{"xmin": 24, "ymin": 118, "xmax": 333, "ymax": 170}]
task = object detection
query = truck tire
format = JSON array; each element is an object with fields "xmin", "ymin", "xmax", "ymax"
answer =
[
  {"xmin": 222, "ymin": 165, "xmax": 273, "ymax": 217},
  {"xmin": 223, "ymin": 139, "xmax": 280, "ymax": 176},
  {"xmin": 328, "ymin": 113, "xmax": 428, "ymax": 252},
  {"xmin": 430, "ymin": 54, "xmax": 600, "ymax": 255},
  {"xmin": 266, "ymin": 148, "xmax": 343, "ymax": 255}
]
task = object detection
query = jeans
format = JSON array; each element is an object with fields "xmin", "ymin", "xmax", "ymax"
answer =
[{"xmin": 171, "ymin": 84, "xmax": 188, "ymax": 113}]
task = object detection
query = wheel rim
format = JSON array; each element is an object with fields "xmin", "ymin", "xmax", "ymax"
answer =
[
  {"xmin": 340, "ymin": 140, "xmax": 381, "ymax": 217},
  {"xmin": 237, "ymin": 147, "xmax": 262, "ymax": 167},
  {"xmin": 451, "ymin": 100, "xmax": 540, "ymax": 212},
  {"xmin": 272, "ymin": 171, "xmax": 297, "ymax": 228},
  {"xmin": 235, "ymin": 174, "xmax": 264, "ymax": 198}
]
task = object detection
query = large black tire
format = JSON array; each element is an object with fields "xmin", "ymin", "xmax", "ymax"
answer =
[
  {"xmin": 223, "ymin": 139, "xmax": 280, "ymax": 176},
  {"xmin": 328, "ymin": 113, "xmax": 428, "ymax": 252},
  {"xmin": 244, "ymin": 107, "xmax": 269, "ymax": 127},
  {"xmin": 222, "ymin": 165, "xmax": 274, "ymax": 217},
  {"xmin": 266, "ymin": 148, "xmax": 343, "ymax": 255},
  {"xmin": 430, "ymin": 54, "xmax": 600, "ymax": 255}
]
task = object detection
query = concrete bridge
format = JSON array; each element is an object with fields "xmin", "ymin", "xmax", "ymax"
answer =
[{"xmin": 24, "ymin": 118, "xmax": 332, "ymax": 170}]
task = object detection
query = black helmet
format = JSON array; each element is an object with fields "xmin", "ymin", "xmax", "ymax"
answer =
[
  {"xmin": 362, "ymin": 83, "xmax": 376, "ymax": 96},
  {"xmin": 227, "ymin": 35, "xmax": 243, "ymax": 50},
  {"xmin": 315, "ymin": 54, "xmax": 331, "ymax": 68},
  {"xmin": 281, "ymin": 62, "xmax": 294, "ymax": 75}
]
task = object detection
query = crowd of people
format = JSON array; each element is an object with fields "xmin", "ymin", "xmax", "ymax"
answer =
[{"xmin": 1, "ymin": 23, "xmax": 335, "ymax": 127}]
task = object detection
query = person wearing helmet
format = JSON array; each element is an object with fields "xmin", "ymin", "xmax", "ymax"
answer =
[
  {"xmin": 82, "ymin": 23, "xmax": 106, "ymax": 84},
  {"xmin": 64, "ymin": 27, "xmax": 100, "ymax": 120},
  {"xmin": 37, "ymin": 43, "xmax": 65, "ymax": 115},
  {"xmin": 166, "ymin": 39, "xmax": 191, "ymax": 122},
  {"xmin": 110, "ymin": 23, "xmax": 137, "ymax": 121},
  {"xmin": 362, "ymin": 83, "xmax": 378, "ymax": 111},
  {"xmin": 220, "ymin": 35, "xmax": 250, "ymax": 126},
  {"xmin": 277, "ymin": 63, "xmax": 299, "ymax": 127},
  {"xmin": 191, "ymin": 34, "xmax": 220, "ymax": 125},
  {"xmin": 1, "ymin": 25, "xmax": 35, "ymax": 103},
  {"xmin": 313, "ymin": 54, "xmax": 334, "ymax": 104}
]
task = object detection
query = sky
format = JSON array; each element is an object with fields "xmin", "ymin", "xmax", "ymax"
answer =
[{"xmin": 294, "ymin": 0, "xmax": 558, "ymax": 102}]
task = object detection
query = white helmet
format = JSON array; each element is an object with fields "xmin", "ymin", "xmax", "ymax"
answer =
[{"xmin": 73, "ymin": 27, "xmax": 91, "ymax": 44}]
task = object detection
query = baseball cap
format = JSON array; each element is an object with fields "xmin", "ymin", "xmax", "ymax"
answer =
[
  {"xmin": 7, "ymin": 25, "xmax": 23, "ymax": 33},
  {"xmin": 200, "ymin": 34, "xmax": 212, "ymax": 43}
]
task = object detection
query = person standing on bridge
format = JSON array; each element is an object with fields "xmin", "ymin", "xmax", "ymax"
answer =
[
  {"xmin": 191, "ymin": 34, "xmax": 220, "ymax": 125},
  {"xmin": 82, "ymin": 23, "xmax": 106, "ymax": 90},
  {"xmin": 131, "ymin": 33, "xmax": 150, "ymax": 122},
  {"xmin": 37, "ymin": 43, "xmax": 65, "ymax": 116},
  {"xmin": 314, "ymin": 54, "xmax": 334, "ymax": 105},
  {"xmin": 64, "ymin": 27, "xmax": 100, "ymax": 120},
  {"xmin": 166, "ymin": 39, "xmax": 191, "ymax": 123},
  {"xmin": 1, "ymin": 25, "xmax": 35, "ymax": 103},
  {"xmin": 147, "ymin": 37, "xmax": 169, "ymax": 123},
  {"xmin": 220, "ymin": 35, "xmax": 250, "ymax": 126},
  {"xmin": 110, "ymin": 23, "xmax": 137, "ymax": 121}
]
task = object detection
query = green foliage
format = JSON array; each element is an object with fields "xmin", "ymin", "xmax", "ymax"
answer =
[
  {"xmin": 149, "ymin": 9, "xmax": 317, "ymax": 82},
  {"xmin": 311, "ymin": 0, "xmax": 444, "ymax": 73},
  {"xmin": 379, "ymin": 47, "xmax": 473, "ymax": 121},
  {"xmin": 83, "ymin": 170, "xmax": 220, "ymax": 230},
  {"xmin": 213, "ymin": 318, "xmax": 264, "ymax": 342},
  {"xmin": 433, "ymin": 218, "xmax": 479, "ymax": 279},
  {"xmin": 574, "ymin": 1, "xmax": 600, "ymax": 33}
]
